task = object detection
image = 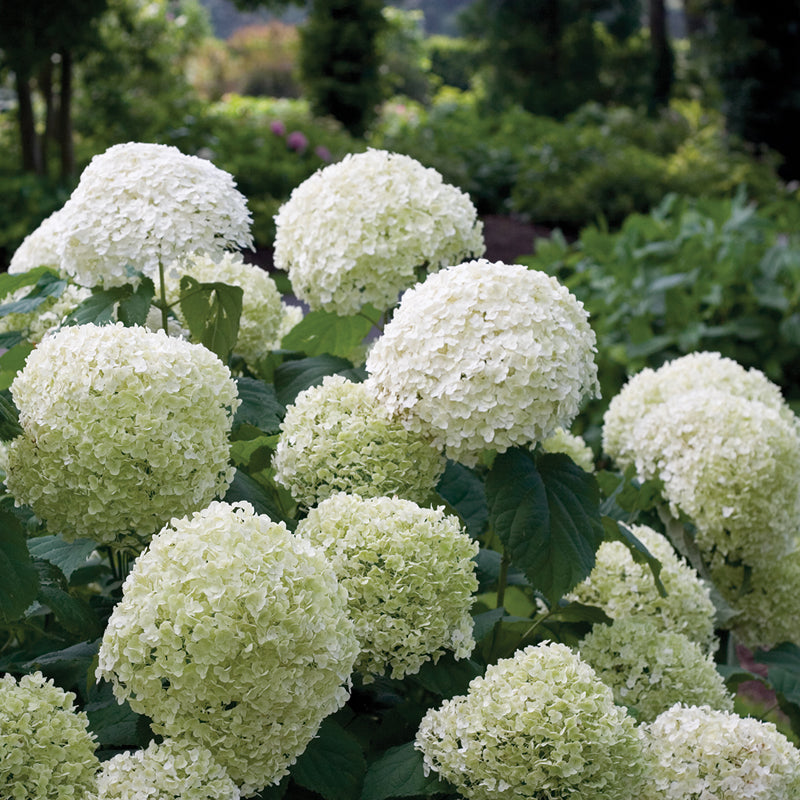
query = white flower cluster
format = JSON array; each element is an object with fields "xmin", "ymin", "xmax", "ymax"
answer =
[
  {"xmin": 96, "ymin": 501, "xmax": 358, "ymax": 795},
  {"xmin": 273, "ymin": 149, "xmax": 485, "ymax": 315},
  {"xmin": 97, "ymin": 740, "xmax": 240, "ymax": 800},
  {"xmin": 274, "ymin": 376, "xmax": 446, "ymax": 507},
  {"xmin": 567, "ymin": 525, "xmax": 717, "ymax": 652},
  {"xmin": 297, "ymin": 493, "xmax": 478, "ymax": 680},
  {"xmin": 0, "ymin": 283, "xmax": 91, "ymax": 343},
  {"xmin": 0, "ymin": 671, "xmax": 98, "ymax": 800},
  {"xmin": 415, "ymin": 642, "xmax": 647, "ymax": 800},
  {"xmin": 163, "ymin": 252, "xmax": 284, "ymax": 365},
  {"xmin": 366, "ymin": 260, "xmax": 599, "ymax": 465},
  {"xmin": 5, "ymin": 323, "xmax": 239, "ymax": 549},
  {"xmin": 644, "ymin": 704, "xmax": 800, "ymax": 799},
  {"xmin": 8, "ymin": 209, "xmax": 65, "ymax": 275},
  {"xmin": 53, "ymin": 142, "xmax": 253, "ymax": 288},
  {"xmin": 578, "ymin": 617, "xmax": 733, "ymax": 722},
  {"xmin": 541, "ymin": 427, "xmax": 595, "ymax": 471}
]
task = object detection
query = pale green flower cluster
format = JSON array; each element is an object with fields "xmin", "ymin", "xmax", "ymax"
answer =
[
  {"xmin": 415, "ymin": 642, "xmax": 647, "ymax": 800},
  {"xmin": 297, "ymin": 492, "xmax": 478, "ymax": 680},
  {"xmin": 366, "ymin": 260, "xmax": 600, "ymax": 466},
  {"xmin": 8, "ymin": 208, "xmax": 65, "ymax": 274},
  {"xmin": 274, "ymin": 375, "xmax": 446, "ymax": 507},
  {"xmin": 96, "ymin": 501, "xmax": 359, "ymax": 795},
  {"xmin": 273, "ymin": 148, "xmax": 485, "ymax": 315},
  {"xmin": 567, "ymin": 524, "xmax": 717, "ymax": 652},
  {"xmin": 164, "ymin": 251, "xmax": 284, "ymax": 364},
  {"xmin": 643, "ymin": 704, "xmax": 800, "ymax": 800},
  {"xmin": 541, "ymin": 427, "xmax": 595, "ymax": 471},
  {"xmin": 97, "ymin": 740, "xmax": 240, "ymax": 800},
  {"xmin": 578, "ymin": 617, "xmax": 733, "ymax": 722},
  {"xmin": 0, "ymin": 671, "xmax": 98, "ymax": 800},
  {"xmin": 5, "ymin": 323, "xmax": 239, "ymax": 549},
  {"xmin": 0, "ymin": 283, "xmax": 91, "ymax": 343},
  {"xmin": 54, "ymin": 142, "xmax": 253, "ymax": 288}
]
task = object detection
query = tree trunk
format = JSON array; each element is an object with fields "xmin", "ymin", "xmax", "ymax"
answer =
[
  {"xmin": 40, "ymin": 60, "xmax": 55, "ymax": 177},
  {"xmin": 649, "ymin": 0, "xmax": 674, "ymax": 110},
  {"xmin": 15, "ymin": 71, "xmax": 43, "ymax": 175},
  {"xmin": 58, "ymin": 49, "xmax": 75, "ymax": 180}
]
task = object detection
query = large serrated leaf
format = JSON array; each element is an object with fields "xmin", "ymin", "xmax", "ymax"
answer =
[
  {"xmin": 0, "ymin": 342, "xmax": 35, "ymax": 390},
  {"xmin": 179, "ymin": 276, "xmax": 243, "ymax": 362},
  {"xmin": 34, "ymin": 560, "xmax": 101, "ymax": 638},
  {"xmin": 281, "ymin": 306, "xmax": 377, "ymax": 358},
  {"xmin": 0, "ymin": 392, "xmax": 23, "ymax": 440},
  {"xmin": 224, "ymin": 469, "xmax": 289, "ymax": 524},
  {"xmin": 0, "ymin": 509, "xmax": 39, "ymax": 622},
  {"xmin": 436, "ymin": 461, "xmax": 488, "ymax": 539},
  {"xmin": 360, "ymin": 743, "xmax": 449, "ymax": 800},
  {"xmin": 234, "ymin": 377, "xmax": 285, "ymax": 434},
  {"xmin": 27, "ymin": 535, "xmax": 97, "ymax": 580},
  {"xmin": 0, "ymin": 271, "xmax": 66, "ymax": 317},
  {"xmin": 63, "ymin": 287, "xmax": 129, "ymax": 327},
  {"xmin": 117, "ymin": 276, "xmax": 155, "ymax": 326},
  {"xmin": 274, "ymin": 355, "xmax": 367, "ymax": 407},
  {"xmin": 86, "ymin": 683, "xmax": 148, "ymax": 748}
]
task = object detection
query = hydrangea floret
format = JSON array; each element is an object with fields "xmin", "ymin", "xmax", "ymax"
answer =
[
  {"xmin": 273, "ymin": 148, "xmax": 485, "ymax": 315},
  {"xmin": 578, "ymin": 617, "xmax": 733, "ymax": 722},
  {"xmin": 96, "ymin": 501, "xmax": 359, "ymax": 795},
  {"xmin": 541, "ymin": 427, "xmax": 594, "ymax": 471},
  {"xmin": 54, "ymin": 142, "xmax": 253, "ymax": 289},
  {"xmin": 296, "ymin": 492, "xmax": 478, "ymax": 680},
  {"xmin": 0, "ymin": 671, "xmax": 98, "ymax": 800},
  {"xmin": 274, "ymin": 375, "xmax": 446, "ymax": 507},
  {"xmin": 366, "ymin": 260, "xmax": 599, "ymax": 466},
  {"xmin": 97, "ymin": 739, "xmax": 240, "ymax": 800},
  {"xmin": 415, "ymin": 642, "xmax": 647, "ymax": 800},
  {"xmin": 5, "ymin": 323, "xmax": 239, "ymax": 549},
  {"xmin": 644, "ymin": 704, "xmax": 800, "ymax": 799},
  {"xmin": 567, "ymin": 524, "xmax": 717, "ymax": 652}
]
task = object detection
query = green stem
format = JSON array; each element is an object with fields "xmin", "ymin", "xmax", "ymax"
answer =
[
  {"xmin": 357, "ymin": 309, "xmax": 383, "ymax": 333},
  {"xmin": 158, "ymin": 259, "xmax": 169, "ymax": 332},
  {"xmin": 496, "ymin": 551, "xmax": 510, "ymax": 609}
]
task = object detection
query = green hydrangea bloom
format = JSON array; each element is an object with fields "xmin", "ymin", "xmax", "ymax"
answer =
[
  {"xmin": 578, "ymin": 617, "xmax": 733, "ymax": 722},
  {"xmin": 644, "ymin": 704, "xmax": 800, "ymax": 800},
  {"xmin": 297, "ymin": 492, "xmax": 478, "ymax": 680},
  {"xmin": 567, "ymin": 525, "xmax": 717, "ymax": 652},
  {"xmin": 0, "ymin": 671, "xmax": 98, "ymax": 800},
  {"xmin": 415, "ymin": 642, "xmax": 647, "ymax": 800},
  {"xmin": 96, "ymin": 501, "xmax": 359, "ymax": 795},
  {"xmin": 5, "ymin": 323, "xmax": 239, "ymax": 550},
  {"xmin": 274, "ymin": 375, "xmax": 446, "ymax": 507},
  {"xmin": 97, "ymin": 739, "xmax": 239, "ymax": 800}
]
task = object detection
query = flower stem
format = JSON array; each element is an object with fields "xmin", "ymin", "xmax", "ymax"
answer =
[{"xmin": 158, "ymin": 259, "xmax": 169, "ymax": 332}]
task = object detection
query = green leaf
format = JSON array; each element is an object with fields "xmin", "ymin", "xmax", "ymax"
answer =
[
  {"xmin": 0, "ymin": 392, "xmax": 23, "ymax": 440},
  {"xmin": 0, "ymin": 342, "xmax": 34, "ymax": 390},
  {"xmin": 436, "ymin": 461, "xmax": 488, "ymax": 539},
  {"xmin": 224, "ymin": 469, "xmax": 289, "ymax": 524},
  {"xmin": 753, "ymin": 643, "xmax": 800, "ymax": 706},
  {"xmin": 234, "ymin": 377, "xmax": 285, "ymax": 435},
  {"xmin": 230, "ymin": 434, "xmax": 279, "ymax": 473},
  {"xmin": 117, "ymin": 277, "xmax": 155, "ymax": 326},
  {"xmin": 0, "ymin": 272, "xmax": 66, "ymax": 317},
  {"xmin": 361, "ymin": 743, "xmax": 449, "ymax": 800},
  {"xmin": 486, "ymin": 449, "xmax": 603, "ymax": 604},
  {"xmin": 34, "ymin": 560, "xmax": 101, "ymax": 638},
  {"xmin": 274, "ymin": 355, "xmax": 367, "ymax": 407},
  {"xmin": 86, "ymin": 683, "xmax": 147, "ymax": 748},
  {"xmin": 63, "ymin": 287, "xmax": 129, "ymax": 327},
  {"xmin": 27, "ymin": 535, "xmax": 97, "ymax": 581},
  {"xmin": 411, "ymin": 654, "xmax": 483, "ymax": 698},
  {"xmin": 473, "ymin": 548, "xmax": 529, "ymax": 591},
  {"xmin": 282, "ymin": 306, "xmax": 377, "ymax": 358},
  {"xmin": 23, "ymin": 639, "xmax": 100, "ymax": 696},
  {"xmin": 471, "ymin": 607, "xmax": 506, "ymax": 642},
  {"xmin": 179, "ymin": 276, "xmax": 243, "ymax": 362},
  {"xmin": 546, "ymin": 601, "xmax": 612, "ymax": 626},
  {"xmin": 0, "ymin": 266, "xmax": 59, "ymax": 299},
  {"xmin": 601, "ymin": 517, "xmax": 666, "ymax": 597},
  {"xmin": 0, "ymin": 331, "xmax": 24, "ymax": 349},
  {"xmin": 292, "ymin": 719, "xmax": 366, "ymax": 800},
  {"xmin": 0, "ymin": 509, "xmax": 39, "ymax": 622}
]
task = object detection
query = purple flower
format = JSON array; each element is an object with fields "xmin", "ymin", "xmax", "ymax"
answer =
[
  {"xmin": 314, "ymin": 145, "xmax": 332, "ymax": 163},
  {"xmin": 287, "ymin": 131, "xmax": 308, "ymax": 153},
  {"xmin": 269, "ymin": 120, "xmax": 286, "ymax": 137}
]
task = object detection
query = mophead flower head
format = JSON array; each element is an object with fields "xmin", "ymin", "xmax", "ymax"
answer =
[
  {"xmin": 96, "ymin": 501, "xmax": 358, "ymax": 795},
  {"xmin": 8, "ymin": 208, "xmax": 67, "ymax": 275},
  {"xmin": 97, "ymin": 739, "xmax": 240, "ymax": 800},
  {"xmin": 644, "ymin": 704, "xmax": 800, "ymax": 799},
  {"xmin": 5, "ymin": 322, "xmax": 239, "ymax": 549},
  {"xmin": 578, "ymin": 617, "xmax": 733, "ymax": 722},
  {"xmin": 415, "ymin": 642, "xmax": 647, "ymax": 800},
  {"xmin": 366, "ymin": 260, "xmax": 599, "ymax": 465},
  {"xmin": 273, "ymin": 148, "xmax": 485, "ymax": 315},
  {"xmin": 0, "ymin": 671, "xmax": 98, "ymax": 799},
  {"xmin": 273, "ymin": 375, "xmax": 446, "ymax": 507},
  {"xmin": 55, "ymin": 142, "xmax": 253, "ymax": 288},
  {"xmin": 297, "ymin": 492, "xmax": 477, "ymax": 680},
  {"xmin": 568, "ymin": 525, "xmax": 717, "ymax": 652}
]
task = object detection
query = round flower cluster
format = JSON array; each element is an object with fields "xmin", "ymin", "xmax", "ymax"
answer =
[
  {"xmin": 273, "ymin": 149, "xmax": 485, "ymax": 315},
  {"xmin": 366, "ymin": 260, "xmax": 599, "ymax": 465},
  {"xmin": 567, "ymin": 525, "xmax": 717, "ymax": 652},
  {"xmin": 297, "ymin": 493, "xmax": 478, "ymax": 680},
  {"xmin": 8, "ymin": 209, "xmax": 65, "ymax": 275},
  {"xmin": 0, "ymin": 283, "xmax": 91, "ymax": 343},
  {"xmin": 415, "ymin": 642, "xmax": 646, "ymax": 800},
  {"xmin": 578, "ymin": 617, "xmax": 733, "ymax": 723},
  {"xmin": 164, "ymin": 252, "xmax": 284, "ymax": 365},
  {"xmin": 5, "ymin": 323, "xmax": 239, "ymax": 549},
  {"xmin": 274, "ymin": 376, "xmax": 446, "ymax": 507},
  {"xmin": 541, "ymin": 427, "xmax": 595, "ymax": 471},
  {"xmin": 55, "ymin": 142, "xmax": 253, "ymax": 288},
  {"xmin": 0, "ymin": 671, "xmax": 98, "ymax": 800},
  {"xmin": 644, "ymin": 704, "xmax": 800, "ymax": 799},
  {"xmin": 96, "ymin": 501, "xmax": 358, "ymax": 795},
  {"xmin": 97, "ymin": 740, "xmax": 240, "ymax": 800}
]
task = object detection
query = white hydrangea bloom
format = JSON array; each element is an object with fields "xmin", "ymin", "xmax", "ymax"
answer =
[
  {"xmin": 297, "ymin": 492, "xmax": 478, "ymax": 681},
  {"xmin": 164, "ymin": 252, "xmax": 283, "ymax": 366},
  {"xmin": 97, "ymin": 739, "xmax": 240, "ymax": 800},
  {"xmin": 631, "ymin": 389, "xmax": 800, "ymax": 566},
  {"xmin": 7, "ymin": 209, "xmax": 66, "ymax": 275},
  {"xmin": 644, "ymin": 704, "xmax": 800, "ymax": 800},
  {"xmin": 96, "ymin": 501, "xmax": 358, "ymax": 795},
  {"xmin": 366, "ymin": 260, "xmax": 599, "ymax": 465},
  {"xmin": 274, "ymin": 375, "xmax": 446, "ymax": 507},
  {"xmin": 55, "ymin": 142, "xmax": 253, "ymax": 288},
  {"xmin": 578, "ymin": 617, "xmax": 733, "ymax": 722},
  {"xmin": 0, "ymin": 671, "xmax": 98, "ymax": 800},
  {"xmin": 5, "ymin": 323, "xmax": 239, "ymax": 549},
  {"xmin": 415, "ymin": 642, "xmax": 647, "ymax": 800},
  {"xmin": 273, "ymin": 149, "xmax": 485, "ymax": 315},
  {"xmin": 274, "ymin": 301, "xmax": 304, "ymax": 346},
  {"xmin": 0, "ymin": 283, "xmax": 91, "ymax": 343},
  {"xmin": 567, "ymin": 525, "xmax": 717, "ymax": 652},
  {"xmin": 541, "ymin": 427, "xmax": 594, "ymax": 471}
]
